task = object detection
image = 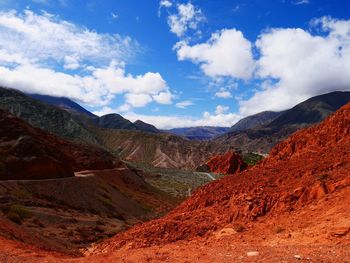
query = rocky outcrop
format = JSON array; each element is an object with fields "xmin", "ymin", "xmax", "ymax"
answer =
[{"xmin": 205, "ymin": 151, "xmax": 247, "ymax": 174}]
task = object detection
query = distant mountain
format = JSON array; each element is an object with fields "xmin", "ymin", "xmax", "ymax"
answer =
[
  {"xmin": 96, "ymin": 129, "xmax": 223, "ymax": 170},
  {"xmin": 230, "ymin": 111, "xmax": 282, "ymax": 132},
  {"xmin": 0, "ymin": 87, "xmax": 99, "ymax": 145},
  {"xmin": 28, "ymin": 94, "xmax": 96, "ymax": 118},
  {"xmin": 93, "ymin": 113, "xmax": 138, "ymax": 130},
  {"xmin": 134, "ymin": 120, "xmax": 160, "ymax": 133},
  {"xmin": 214, "ymin": 91, "xmax": 350, "ymax": 154},
  {"xmin": 29, "ymin": 93, "xmax": 161, "ymax": 134},
  {"xmin": 266, "ymin": 91, "xmax": 350, "ymax": 128},
  {"xmin": 166, "ymin": 126, "xmax": 230, "ymax": 140}
]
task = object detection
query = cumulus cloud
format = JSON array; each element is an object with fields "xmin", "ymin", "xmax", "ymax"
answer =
[
  {"xmin": 0, "ymin": 10, "xmax": 172, "ymax": 108},
  {"xmin": 175, "ymin": 100, "xmax": 193, "ymax": 109},
  {"xmin": 167, "ymin": 2, "xmax": 205, "ymax": 37},
  {"xmin": 240, "ymin": 16, "xmax": 350, "ymax": 115},
  {"xmin": 174, "ymin": 16, "xmax": 350, "ymax": 117},
  {"xmin": 175, "ymin": 29, "xmax": 255, "ymax": 79},
  {"xmin": 152, "ymin": 89, "xmax": 173, "ymax": 104}
]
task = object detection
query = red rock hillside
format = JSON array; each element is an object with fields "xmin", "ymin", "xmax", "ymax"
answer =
[
  {"xmin": 93, "ymin": 102, "xmax": 350, "ymax": 252},
  {"xmin": 0, "ymin": 109, "xmax": 118, "ymax": 180},
  {"xmin": 206, "ymin": 151, "xmax": 247, "ymax": 174}
]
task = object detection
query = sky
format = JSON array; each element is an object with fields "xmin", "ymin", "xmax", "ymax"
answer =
[{"xmin": 0, "ymin": 0, "xmax": 349, "ymax": 129}]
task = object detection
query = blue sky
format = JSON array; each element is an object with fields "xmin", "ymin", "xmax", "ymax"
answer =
[{"xmin": 0, "ymin": 0, "xmax": 349, "ymax": 128}]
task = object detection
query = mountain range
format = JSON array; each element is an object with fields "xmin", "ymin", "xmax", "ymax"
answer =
[
  {"xmin": 1, "ymin": 87, "xmax": 350, "ymax": 169},
  {"xmin": 1, "ymin": 85, "xmax": 350, "ymax": 261}
]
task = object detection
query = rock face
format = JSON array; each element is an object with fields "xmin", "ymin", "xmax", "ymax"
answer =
[
  {"xmin": 93, "ymin": 102, "xmax": 350, "ymax": 251},
  {"xmin": 0, "ymin": 109, "xmax": 117, "ymax": 180},
  {"xmin": 206, "ymin": 151, "xmax": 247, "ymax": 174}
]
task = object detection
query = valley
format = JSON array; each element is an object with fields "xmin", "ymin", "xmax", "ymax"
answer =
[{"xmin": 0, "ymin": 86, "xmax": 349, "ymax": 262}]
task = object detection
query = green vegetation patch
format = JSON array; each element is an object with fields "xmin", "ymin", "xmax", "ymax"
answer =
[
  {"xmin": 243, "ymin": 152, "xmax": 264, "ymax": 166},
  {"xmin": 4, "ymin": 204, "xmax": 32, "ymax": 224}
]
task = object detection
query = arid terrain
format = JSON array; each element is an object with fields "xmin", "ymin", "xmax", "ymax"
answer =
[{"xmin": 0, "ymin": 96, "xmax": 349, "ymax": 262}]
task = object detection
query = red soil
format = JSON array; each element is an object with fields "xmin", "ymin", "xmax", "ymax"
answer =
[
  {"xmin": 206, "ymin": 151, "xmax": 247, "ymax": 174},
  {"xmin": 91, "ymin": 102, "xmax": 350, "ymax": 253},
  {"xmin": 1, "ymin": 103, "xmax": 350, "ymax": 262},
  {"xmin": 0, "ymin": 109, "xmax": 117, "ymax": 180}
]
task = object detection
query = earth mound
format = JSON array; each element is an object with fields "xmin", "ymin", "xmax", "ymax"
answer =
[
  {"xmin": 0, "ymin": 109, "xmax": 117, "ymax": 180},
  {"xmin": 93, "ymin": 102, "xmax": 350, "ymax": 251},
  {"xmin": 206, "ymin": 151, "xmax": 247, "ymax": 174}
]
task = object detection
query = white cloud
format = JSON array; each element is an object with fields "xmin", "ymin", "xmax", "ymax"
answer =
[
  {"xmin": 175, "ymin": 29, "xmax": 255, "ymax": 79},
  {"xmin": 292, "ymin": 0, "xmax": 310, "ymax": 5},
  {"xmin": 215, "ymin": 105, "xmax": 229, "ymax": 115},
  {"xmin": 0, "ymin": 10, "xmax": 135, "ymax": 67},
  {"xmin": 117, "ymin": 104, "xmax": 131, "ymax": 113},
  {"xmin": 160, "ymin": 0, "xmax": 172, "ymax": 8},
  {"xmin": 175, "ymin": 100, "xmax": 193, "ymax": 109},
  {"xmin": 167, "ymin": 2, "xmax": 205, "ymax": 37},
  {"xmin": 215, "ymin": 90, "xmax": 232, "ymax": 98},
  {"xmin": 125, "ymin": 93, "xmax": 153, "ymax": 108},
  {"xmin": 153, "ymin": 89, "xmax": 173, "ymax": 104},
  {"xmin": 111, "ymin": 12, "xmax": 118, "ymax": 19},
  {"xmin": 0, "ymin": 10, "xmax": 173, "ymax": 109},
  {"xmin": 239, "ymin": 17, "xmax": 350, "ymax": 115},
  {"xmin": 63, "ymin": 55, "xmax": 80, "ymax": 70},
  {"xmin": 123, "ymin": 110, "xmax": 240, "ymax": 129},
  {"xmin": 92, "ymin": 106, "xmax": 115, "ymax": 116},
  {"xmin": 158, "ymin": 0, "xmax": 172, "ymax": 16}
]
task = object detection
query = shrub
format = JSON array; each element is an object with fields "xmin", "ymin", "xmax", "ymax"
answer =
[
  {"xmin": 5, "ymin": 204, "xmax": 31, "ymax": 224},
  {"xmin": 318, "ymin": 174, "xmax": 329, "ymax": 182}
]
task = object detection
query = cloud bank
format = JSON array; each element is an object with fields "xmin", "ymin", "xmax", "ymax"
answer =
[
  {"xmin": 0, "ymin": 10, "xmax": 173, "ymax": 109},
  {"xmin": 175, "ymin": 16, "xmax": 350, "ymax": 116}
]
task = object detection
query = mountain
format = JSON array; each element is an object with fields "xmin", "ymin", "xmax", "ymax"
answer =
[
  {"xmin": 27, "ymin": 93, "xmax": 162, "ymax": 134},
  {"xmin": 166, "ymin": 126, "xmax": 230, "ymax": 140},
  {"xmin": 133, "ymin": 120, "xmax": 160, "ymax": 134},
  {"xmin": 0, "ymin": 109, "xmax": 117, "ymax": 180},
  {"xmin": 28, "ymin": 94, "xmax": 96, "ymax": 118},
  {"xmin": 93, "ymin": 113, "xmax": 138, "ymax": 130},
  {"xmin": 91, "ymin": 102, "xmax": 350, "ymax": 262},
  {"xmin": 230, "ymin": 111, "xmax": 282, "ymax": 132},
  {"xmin": 96, "ymin": 129, "xmax": 222, "ymax": 170},
  {"xmin": 0, "ymin": 87, "xmax": 99, "ymax": 145},
  {"xmin": 267, "ymin": 91, "xmax": 350, "ymax": 128},
  {"xmin": 214, "ymin": 91, "xmax": 350, "ymax": 154}
]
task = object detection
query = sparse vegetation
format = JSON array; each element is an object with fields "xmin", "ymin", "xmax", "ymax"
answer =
[
  {"xmin": 243, "ymin": 152, "xmax": 264, "ymax": 166},
  {"xmin": 5, "ymin": 204, "xmax": 31, "ymax": 224},
  {"xmin": 318, "ymin": 173, "xmax": 330, "ymax": 182},
  {"xmin": 99, "ymin": 193, "xmax": 113, "ymax": 207},
  {"xmin": 13, "ymin": 189, "xmax": 32, "ymax": 199}
]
